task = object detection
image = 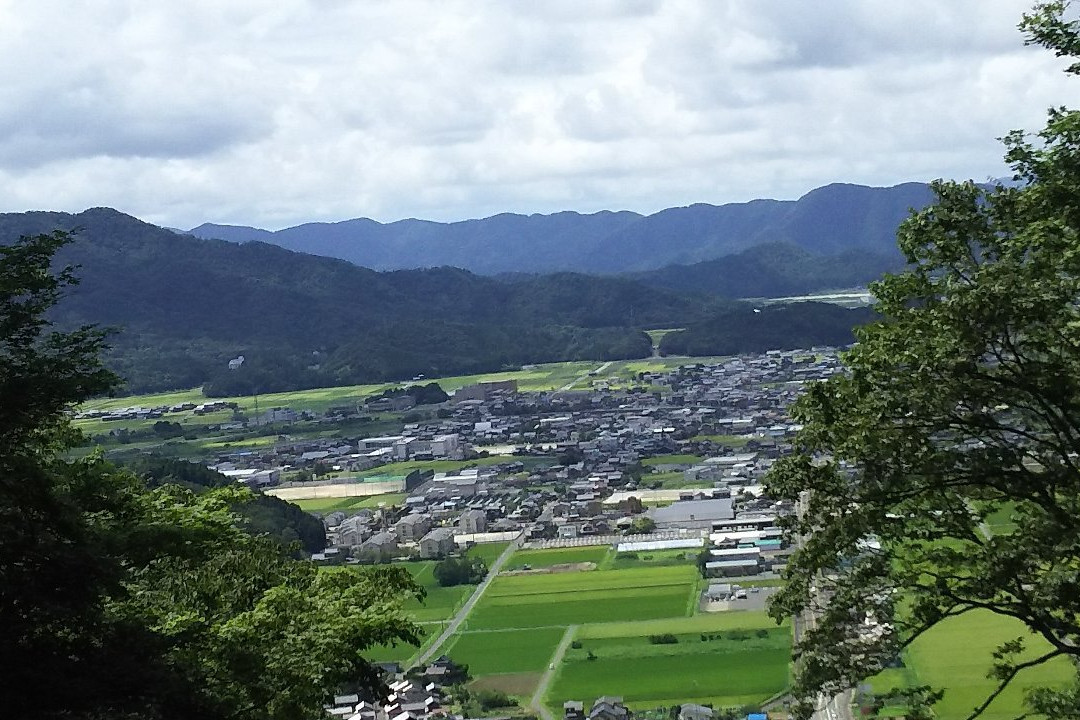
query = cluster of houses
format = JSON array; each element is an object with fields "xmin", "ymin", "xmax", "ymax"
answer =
[
  {"xmin": 179, "ymin": 348, "xmax": 836, "ymax": 493},
  {"xmin": 162, "ymin": 349, "xmax": 838, "ymax": 570},
  {"xmin": 324, "ymin": 657, "xmax": 468, "ymax": 720}
]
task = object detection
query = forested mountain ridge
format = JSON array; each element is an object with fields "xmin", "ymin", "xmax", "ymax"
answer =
[
  {"xmin": 0, "ymin": 209, "xmax": 705, "ymax": 393},
  {"xmin": 632, "ymin": 242, "xmax": 903, "ymax": 298},
  {"xmin": 0, "ymin": 208, "xmax": 878, "ymax": 395},
  {"xmin": 189, "ymin": 181, "xmax": 933, "ymax": 274}
]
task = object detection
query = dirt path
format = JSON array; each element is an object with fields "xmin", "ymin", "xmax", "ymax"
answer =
[
  {"xmin": 559, "ymin": 361, "xmax": 612, "ymax": 391},
  {"xmin": 409, "ymin": 534, "xmax": 523, "ymax": 670},
  {"xmin": 530, "ymin": 624, "xmax": 577, "ymax": 720}
]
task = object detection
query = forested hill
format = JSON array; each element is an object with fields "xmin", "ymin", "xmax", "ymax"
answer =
[
  {"xmin": 631, "ymin": 242, "xmax": 904, "ymax": 299},
  {"xmin": 189, "ymin": 182, "xmax": 934, "ymax": 274},
  {"xmin": 0, "ymin": 208, "xmax": 703, "ymax": 394},
  {"xmin": 0, "ymin": 208, "xmax": 877, "ymax": 395}
]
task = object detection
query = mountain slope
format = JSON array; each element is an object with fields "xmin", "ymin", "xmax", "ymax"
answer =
[
  {"xmin": 188, "ymin": 182, "xmax": 934, "ymax": 274},
  {"xmin": 632, "ymin": 242, "xmax": 903, "ymax": 298},
  {"xmin": 1, "ymin": 209, "xmax": 713, "ymax": 394}
]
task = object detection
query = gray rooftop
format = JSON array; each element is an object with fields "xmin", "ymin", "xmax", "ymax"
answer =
[{"xmin": 649, "ymin": 498, "xmax": 734, "ymax": 524}]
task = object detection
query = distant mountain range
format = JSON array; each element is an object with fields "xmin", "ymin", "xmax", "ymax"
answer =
[
  {"xmin": 0, "ymin": 180, "xmax": 930, "ymax": 395},
  {"xmin": 0, "ymin": 206, "xmax": 883, "ymax": 395},
  {"xmin": 189, "ymin": 181, "xmax": 934, "ymax": 275}
]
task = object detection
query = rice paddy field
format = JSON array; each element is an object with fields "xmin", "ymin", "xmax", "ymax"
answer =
[
  {"xmin": 867, "ymin": 610, "xmax": 1073, "ymax": 720},
  {"xmin": 351, "ymin": 542, "xmax": 511, "ymax": 665},
  {"xmin": 551, "ymin": 622, "xmax": 790, "ymax": 709},
  {"xmin": 292, "ymin": 493, "xmax": 408, "ymax": 512},
  {"xmin": 434, "ymin": 546, "xmax": 791, "ymax": 712},
  {"xmin": 443, "ymin": 627, "xmax": 567, "ymax": 675}
]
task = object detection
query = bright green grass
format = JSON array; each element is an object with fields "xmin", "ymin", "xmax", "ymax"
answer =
[
  {"xmin": 486, "ymin": 565, "xmax": 695, "ymax": 597},
  {"xmin": 443, "ymin": 627, "xmax": 567, "ymax": 675},
  {"xmin": 984, "ymin": 502, "xmax": 1018, "ymax": 535},
  {"xmin": 467, "ymin": 542, "xmax": 511, "ymax": 567},
  {"xmin": 577, "ymin": 611, "xmax": 783, "ymax": 639},
  {"xmin": 197, "ymin": 434, "xmax": 282, "ymax": 450},
  {"xmin": 362, "ymin": 622, "xmax": 438, "ymax": 664},
  {"xmin": 640, "ymin": 454, "xmax": 704, "ymax": 467},
  {"xmin": 868, "ymin": 610, "xmax": 1073, "ymax": 720},
  {"xmin": 568, "ymin": 626, "xmax": 789, "ymax": 661},
  {"xmin": 468, "ymin": 584, "xmax": 691, "ymax": 630},
  {"xmin": 81, "ymin": 387, "xmax": 209, "ymax": 412},
  {"xmin": 292, "ymin": 493, "xmax": 407, "ymax": 512},
  {"xmin": 608, "ymin": 548, "xmax": 697, "ymax": 570},
  {"xmin": 508, "ymin": 546, "xmax": 612, "ymax": 570},
  {"xmin": 427, "ymin": 362, "xmax": 598, "ymax": 393},
  {"xmin": 644, "ymin": 329, "xmax": 682, "ymax": 344},
  {"xmin": 396, "ymin": 561, "xmax": 471, "ymax": 622},
  {"xmin": 645, "ymin": 471, "xmax": 713, "ymax": 490},
  {"xmin": 80, "ymin": 358, "xmax": 734, "ymax": 416},
  {"xmin": 547, "ymin": 626, "xmax": 789, "ymax": 709}
]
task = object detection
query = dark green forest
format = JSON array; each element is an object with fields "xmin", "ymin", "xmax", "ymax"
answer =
[
  {"xmin": 0, "ymin": 208, "xmax": 879, "ymax": 396},
  {"xmin": 633, "ymin": 242, "xmax": 901, "ymax": 298},
  {"xmin": 659, "ymin": 302, "xmax": 875, "ymax": 356},
  {"xmin": 127, "ymin": 456, "xmax": 327, "ymax": 553}
]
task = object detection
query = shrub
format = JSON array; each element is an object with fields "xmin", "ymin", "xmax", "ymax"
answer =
[{"xmin": 648, "ymin": 633, "xmax": 678, "ymax": 644}]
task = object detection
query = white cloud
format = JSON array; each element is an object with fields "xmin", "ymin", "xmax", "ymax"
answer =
[{"xmin": 0, "ymin": 0, "xmax": 1072, "ymax": 228}]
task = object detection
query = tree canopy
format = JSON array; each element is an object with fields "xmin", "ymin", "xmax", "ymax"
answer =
[
  {"xmin": 0, "ymin": 231, "xmax": 422, "ymax": 719},
  {"xmin": 766, "ymin": 4, "xmax": 1080, "ymax": 719}
]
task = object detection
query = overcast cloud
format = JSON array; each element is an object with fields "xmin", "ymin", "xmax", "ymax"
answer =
[{"xmin": 0, "ymin": 0, "xmax": 1072, "ymax": 228}]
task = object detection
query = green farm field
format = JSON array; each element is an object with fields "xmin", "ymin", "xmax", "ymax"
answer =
[
  {"xmin": 576, "ymin": 611, "xmax": 782, "ymax": 639},
  {"xmin": 549, "ymin": 613, "xmax": 790, "ymax": 710},
  {"xmin": 429, "ymin": 546, "xmax": 791, "ymax": 711},
  {"xmin": 465, "ymin": 541, "xmax": 512, "ymax": 568},
  {"xmin": 507, "ymin": 546, "xmax": 612, "ymax": 570},
  {"xmin": 292, "ymin": 493, "xmax": 407, "ymax": 512},
  {"xmin": 468, "ymin": 585, "xmax": 691, "ymax": 630},
  {"xmin": 487, "ymin": 564, "xmax": 696, "ymax": 596},
  {"xmin": 444, "ymin": 627, "xmax": 566, "ymax": 676},
  {"xmin": 352, "ymin": 545, "xmax": 509, "ymax": 664},
  {"xmin": 868, "ymin": 610, "xmax": 1073, "ymax": 720},
  {"xmin": 466, "ymin": 565, "xmax": 699, "ymax": 630},
  {"xmin": 79, "ymin": 357, "xmax": 728, "ymax": 417}
]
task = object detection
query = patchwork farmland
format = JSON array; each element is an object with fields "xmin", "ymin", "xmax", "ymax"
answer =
[
  {"xmin": 359, "ymin": 543, "xmax": 512, "ymax": 665},
  {"xmin": 431, "ymin": 545, "xmax": 791, "ymax": 714}
]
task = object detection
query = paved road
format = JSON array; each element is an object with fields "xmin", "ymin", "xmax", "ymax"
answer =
[
  {"xmin": 530, "ymin": 624, "xmax": 578, "ymax": 720},
  {"xmin": 410, "ymin": 534, "xmax": 523, "ymax": 669}
]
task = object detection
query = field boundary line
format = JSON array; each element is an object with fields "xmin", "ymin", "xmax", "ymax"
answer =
[
  {"xmin": 530, "ymin": 624, "xmax": 577, "ymax": 720},
  {"xmin": 410, "ymin": 533, "xmax": 523, "ymax": 669}
]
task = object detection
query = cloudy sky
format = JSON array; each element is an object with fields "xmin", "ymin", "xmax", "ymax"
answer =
[{"xmin": 0, "ymin": 0, "xmax": 1072, "ymax": 229}]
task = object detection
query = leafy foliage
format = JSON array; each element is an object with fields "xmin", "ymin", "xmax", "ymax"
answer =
[
  {"xmin": 766, "ymin": 5, "xmax": 1080, "ymax": 717},
  {"xmin": 129, "ymin": 455, "xmax": 328, "ymax": 553},
  {"xmin": 0, "ymin": 231, "xmax": 421, "ymax": 719},
  {"xmin": 433, "ymin": 555, "xmax": 488, "ymax": 587}
]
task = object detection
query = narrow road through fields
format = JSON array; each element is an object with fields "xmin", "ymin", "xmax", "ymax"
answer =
[
  {"xmin": 410, "ymin": 534, "xmax": 523, "ymax": 670},
  {"xmin": 559, "ymin": 361, "xmax": 612, "ymax": 391},
  {"xmin": 530, "ymin": 624, "xmax": 578, "ymax": 720}
]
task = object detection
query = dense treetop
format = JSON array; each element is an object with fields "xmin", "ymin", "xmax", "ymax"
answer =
[
  {"xmin": 0, "ymin": 231, "xmax": 421, "ymax": 719},
  {"xmin": 766, "ymin": 3, "xmax": 1080, "ymax": 718}
]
